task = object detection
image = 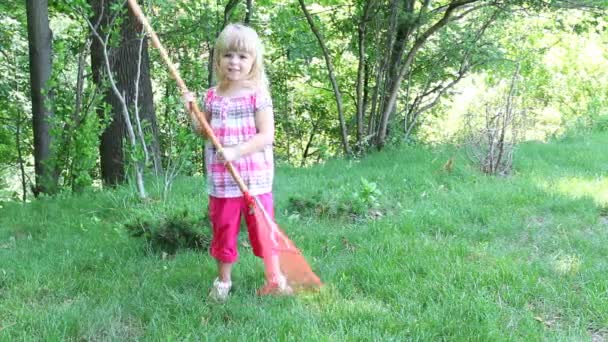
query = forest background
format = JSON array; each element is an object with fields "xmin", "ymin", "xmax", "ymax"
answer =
[{"xmin": 2, "ymin": 0, "xmax": 608, "ymax": 200}]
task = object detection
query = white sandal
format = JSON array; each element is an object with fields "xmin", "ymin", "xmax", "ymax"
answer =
[{"xmin": 209, "ymin": 277, "xmax": 232, "ymax": 301}]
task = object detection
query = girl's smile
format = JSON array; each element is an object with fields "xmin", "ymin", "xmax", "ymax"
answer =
[{"xmin": 221, "ymin": 51, "xmax": 254, "ymax": 82}]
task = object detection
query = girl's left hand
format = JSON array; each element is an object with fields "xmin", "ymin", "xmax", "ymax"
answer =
[
  {"xmin": 218, "ymin": 146, "xmax": 242, "ymax": 162},
  {"xmin": 182, "ymin": 91, "xmax": 196, "ymax": 111}
]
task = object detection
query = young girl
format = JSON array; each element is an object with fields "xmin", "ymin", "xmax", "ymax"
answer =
[{"xmin": 186, "ymin": 24, "xmax": 290, "ymax": 301}]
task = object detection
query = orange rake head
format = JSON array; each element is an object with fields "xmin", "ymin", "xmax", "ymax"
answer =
[{"xmin": 247, "ymin": 194, "xmax": 322, "ymax": 291}]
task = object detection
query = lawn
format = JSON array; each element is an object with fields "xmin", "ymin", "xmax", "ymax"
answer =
[{"xmin": 1, "ymin": 132, "xmax": 607, "ymax": 340}]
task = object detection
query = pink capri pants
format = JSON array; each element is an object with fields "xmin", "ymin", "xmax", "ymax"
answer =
[{"xmin": 208, "ymin": 193, "xmax": 274, "ymax": 263}]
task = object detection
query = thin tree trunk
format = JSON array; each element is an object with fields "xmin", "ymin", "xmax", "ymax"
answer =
[
  {"xmin": 355, "ymin": 0, "xmax": 374, "ymax": 148},
  {"xmin": 122, "ymin": 90, "xmax": 147, "ymax": 199},
  {"xmin": 298, "ymin": 0, "xmax": 351, "ymax": 156},
  {"xmin": 207, "ymin": 40, "xmax": 214, "ymax": 87},
  {"xmin": 53, "ymin": 38, "xmax": 89, "ymax": 192},
  {"xmin": 368, "ymin": 39, "xmax": 384, "ymax": 136},
  {"xmin": 362, "ymin": 56, "xmax": 370, "ymax": 130},
  {"xmin": 368, "ymin": 0, "xmax": 397, "ymax": 137},
  {"xmin": 376, "ymin": 0, "xmax": 415, "ymax": 144},
  {"xmin": 244, "ymin": 0, "xmax": 253, "ymax": 24},
  {"xmin": 494, "ymin": 64, "xmax": 520, "ymax": 171},
  {"xmin": 16, "ymin": 112, "xmax": 27, "ymax": 202},
  {"xmin": 373, "ymin": 0, "xmax": 400, "ymax": 133},
  {"xmin": 133, "ymin": 34, "xmax": 150, "ymax": 169},
  {"xmin": 301, "ymin": 118, "xmax": 320, "ymax": 167}
]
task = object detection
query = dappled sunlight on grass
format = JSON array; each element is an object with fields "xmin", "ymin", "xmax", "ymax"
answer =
[
  {"xmin": 552, "ymin": 253, "xmax": 582, "ymax": 276},
  {"xmin": 537, "ymin": 176, "xmax": 608, "ymax": 207},
  {"xmin": 331, "ymin": 296, "xmax": 392, "ymax": 316},
  {"xmin": 295, "ymin": 283, "xmax": 391, "ymax": 317}
]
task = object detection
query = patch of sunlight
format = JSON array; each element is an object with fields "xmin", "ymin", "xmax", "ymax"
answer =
[
  {"xmin": 581, "ymin": 41, "xmax": 606, "ymax": 67},
  {"xmin": 1, "ymin": 161, "xmax": 34, "ymax": 202},
  {"xmin": 527, "ymin": 107, "xmax": 562, "ymax": 141},
  {"xmin": 540, "ymin": 176, "xmax": 608, "ymax": 207},
  {"xmin": 552, "ymin": 252, "xmax": 581, "ymax": 276},
  {"xmin": 339, "ymin": 297, "xmax": 391, "ymax": 316},
  {"xmin": 297, "ymin": 285, "xmax": 390, "ymax": 316},
  {"xmin": 419, "ymin": 75, "xmax": 484, "ymax": 143},
  {"xmin": 544, "ymin": 46, "xmax": 567, "ymax": 68},
  {"xmin": 422, "ymin": 72, "xmax": 564, "ymax": 144}
]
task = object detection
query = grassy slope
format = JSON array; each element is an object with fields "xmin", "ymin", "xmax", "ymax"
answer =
[{"xmin": 1, "ymin": 132, "xmax": 607, "ymax": 340}]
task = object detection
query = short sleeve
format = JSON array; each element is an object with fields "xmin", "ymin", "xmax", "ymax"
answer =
[
  {"xmin": 191, "ymin": 89, "xmax": 213, "ymax": 134},
  {"xmin": 202, "ymin": 88, "xmax": 214, "ymax": 113},
  {"xmin": 254, "ymin": 91, "xmax": 273, "ymax": 112},
  {"xmin": 200, "ymin": 92, "xmax": 207, "ymax": 113}
]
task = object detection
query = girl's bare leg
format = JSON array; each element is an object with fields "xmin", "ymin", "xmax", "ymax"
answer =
[
  {"xmin": 218, "ymin": 261, "xmax": 233, "ymax": 282},
  {"xmin": 269, "ymin": 255, "xmax": 282, "ymax": 280}
]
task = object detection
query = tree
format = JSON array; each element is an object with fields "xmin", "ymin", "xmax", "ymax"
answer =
[
  {"xmin": 373, "ymin": 0, "xmax": 485, "ymax": 149},
  {"xmin": 25, "ymin": 0, "xmax": 58, "ymax": 195},
  {"xmin": 354, "ymin": 0, "xmax": 378, "ymax": 150},
  {"xmin": 298, "ymin": 0, "xmax": 351, "ymax": 156},
  {"xmin": 90, "ymin": 0, "xmax": 162, "ymax": 186}
]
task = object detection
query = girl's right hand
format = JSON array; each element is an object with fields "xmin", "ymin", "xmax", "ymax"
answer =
[{"xmin": 217, "ymin": 145, "xmax": 242, "ymax": 163}]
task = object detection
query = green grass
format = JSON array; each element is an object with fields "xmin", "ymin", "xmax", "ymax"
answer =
[{"xmin": 1, "ymin": 132, "xmax": 607, "ymax": 340}]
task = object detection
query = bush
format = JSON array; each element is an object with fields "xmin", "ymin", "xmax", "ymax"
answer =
[
  {"xmin": 592, "ymin": 115, "xmax": 608, "ymax": 132},
  {"xmin": 124, "ymin": 210, "xmax": 211, "ymax": 255},
  {"xmin": 286, "ymin": 178, "xmax": 383, "ymax": 221}
]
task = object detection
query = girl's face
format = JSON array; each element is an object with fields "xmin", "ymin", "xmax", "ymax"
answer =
[{"xmin": 219, "ymin": 50, "xmax": 254, "ymax": 83}]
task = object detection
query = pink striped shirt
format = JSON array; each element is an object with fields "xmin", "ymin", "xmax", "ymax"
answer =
[{"xmin": 202, "ymin": 87, "xmax": 274, "ymax": 198}]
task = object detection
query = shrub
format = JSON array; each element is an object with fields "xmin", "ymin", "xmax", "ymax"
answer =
[
  {"xmin": 286, "ymin": 178, "xmax": 383, "ymax": 221},
  {"xmin": 124, "ymin": 210, "xmax": 211, "ymax": 255}
]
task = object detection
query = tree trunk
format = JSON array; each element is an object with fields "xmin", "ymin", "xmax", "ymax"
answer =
[
  {"xmin": 90, "ymin": 0, "xmax": 162, "ymax": 186},
  {"xmin": 376, "ymin": 0, "xmax": 415, "ymax": 146},
  {"xmin": 26, "ymin": 0, "xmax": 58, "ymax": 196},
  {"xmin": 244, "ymin": 0, "xmax": 253, "ymax": 24},
  {"xmin": 16, "ymin": 111, "xmax": 27, "ymax": 202},
  {"xmin": 301, "ymin": 118, "xmax": 320, "ymax": 167},
  {"xmin": 376, "ymin": 1, "xmax": 478, "ymax": 149},
  {"xmin": 368, "ymin": 0, "xmax": 399, "ymax": 138},
  {"xmin": 298, "ymin": 0, "xmax": 351, "ymax": 156},
  {"xmin": 355, "ymin": 0, "xmax": 374, "ymax": 148}
]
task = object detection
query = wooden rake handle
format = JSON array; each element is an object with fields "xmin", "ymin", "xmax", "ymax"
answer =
[{"xmin": 127, "ymin": 0, "xmax": 250, "ymax": 195}]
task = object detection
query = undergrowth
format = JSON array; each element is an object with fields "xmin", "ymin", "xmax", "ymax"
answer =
[{"xmin": 124, "ymin": 210, "xmax": 211, "ymax": 255}]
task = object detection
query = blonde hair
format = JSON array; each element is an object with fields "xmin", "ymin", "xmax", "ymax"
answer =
[{"xmin": 213, "ymin": 24, "xmax": 268, "ymax": 92}]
